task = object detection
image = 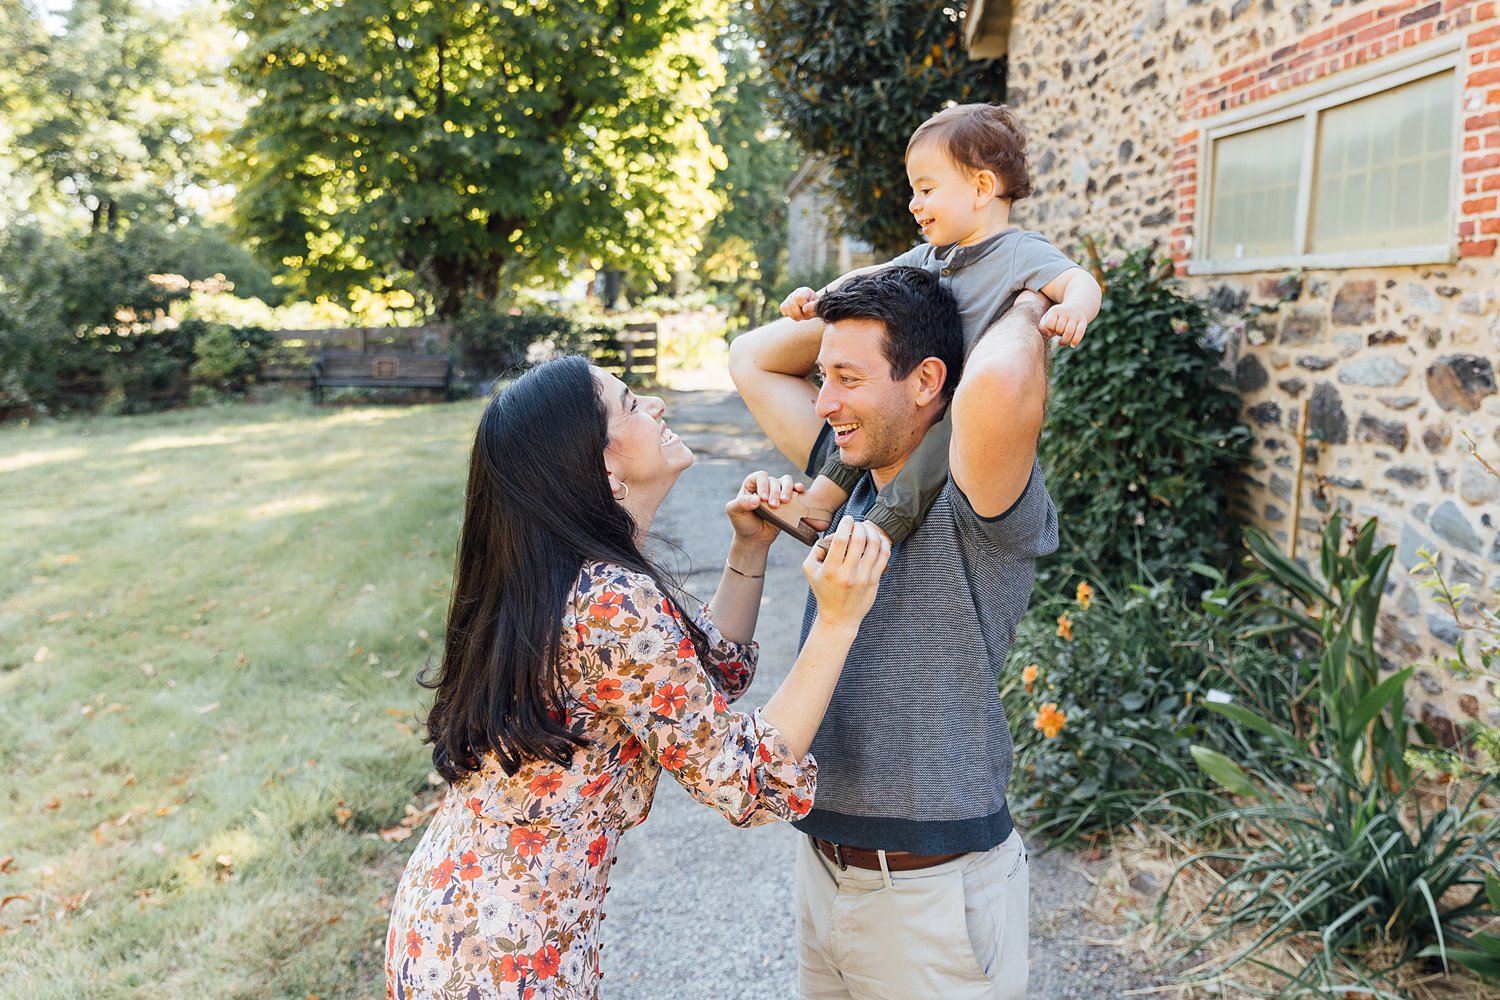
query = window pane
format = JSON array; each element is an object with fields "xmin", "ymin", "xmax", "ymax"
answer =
[
  {"xmin": 1207, "ymin": 118, "xmax": 1304, "ymax": 260},
  {"xmin": 1311, "ymin": 71, "xmax": 1454, "ymax": 253}
]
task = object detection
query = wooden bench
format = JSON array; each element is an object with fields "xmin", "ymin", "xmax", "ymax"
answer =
[{"xmin": 312, "ymin": 351, "xmax": 452, "ymax": 403}]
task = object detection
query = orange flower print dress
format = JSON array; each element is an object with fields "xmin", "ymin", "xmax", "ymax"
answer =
[{"xmin": 386, "ymin": 561, "xmax": 816, "ymax": 1000}]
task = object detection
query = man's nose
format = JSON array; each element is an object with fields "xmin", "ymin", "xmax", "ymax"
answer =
[
  {"xmin": 641, "ymin": 394, "xmax": 665, "ymax": 418},
  {"xmin": 814, "ymin": 383, "xmax": 837, "ymax": 420}
]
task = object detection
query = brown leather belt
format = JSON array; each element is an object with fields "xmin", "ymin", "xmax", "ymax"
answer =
[{"xmin": 810, "ymin": 836, "xmax": 966, "ymax": 872}]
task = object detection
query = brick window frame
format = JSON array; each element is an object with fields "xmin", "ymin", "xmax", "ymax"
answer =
[{"xmin": 1190, "ymin": 38, "xmax": 1465, "ymax": 275}]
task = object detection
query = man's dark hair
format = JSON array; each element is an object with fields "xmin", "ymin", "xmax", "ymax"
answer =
[{"xmin": 816, "ymin": 266, "xmax": 964, "ymax": 397}]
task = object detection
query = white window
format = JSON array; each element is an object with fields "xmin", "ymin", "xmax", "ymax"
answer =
[{"xmin": 1194, "ymin": 42, "xmax": 1462, "ymax": 274}]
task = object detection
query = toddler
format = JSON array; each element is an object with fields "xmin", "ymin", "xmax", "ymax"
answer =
[{"xmin": 758, "ymin": 103, "xmax": 1101, "ymax": 547}]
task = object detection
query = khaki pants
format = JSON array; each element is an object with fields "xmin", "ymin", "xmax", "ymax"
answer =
[{"xmin": 795, "ymin": 830, "xmax": 1029, "ymax": 1000}]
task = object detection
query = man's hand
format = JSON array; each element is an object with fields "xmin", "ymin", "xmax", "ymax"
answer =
[
  {"xmin": 1040, "ymin": 303, "xmax": 1089, "ymax": 348},
  {"xmin": 780, "ymin": 286, "xmax": 820, "ymax": 321}
]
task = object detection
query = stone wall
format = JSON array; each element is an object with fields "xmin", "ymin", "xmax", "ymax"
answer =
[{"xmin": 1002, "ymin": 0, "xmax": 1500, "ymax": 734}]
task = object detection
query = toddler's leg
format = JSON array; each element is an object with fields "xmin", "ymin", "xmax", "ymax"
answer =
[{"xmin": 858, "ymin": 414, "xmax": 952, "ymax": 546}]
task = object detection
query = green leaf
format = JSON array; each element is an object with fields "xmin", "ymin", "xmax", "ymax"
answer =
[
  {"xmin": 1190, "ymin": 745, "xmax": 1260, "ymax": 799},
  {"xmin": 1348, "ymin": 666, "xmax": 1414, "ymax": 740},
  {"xmin": 1202, "ymin": 700, "xmax": 1300, "ymax": 750}
]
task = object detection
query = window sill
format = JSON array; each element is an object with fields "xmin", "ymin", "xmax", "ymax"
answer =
[{"xmin": 1187, "ymin": 243, "xmax": 1455, "ymax": 276}]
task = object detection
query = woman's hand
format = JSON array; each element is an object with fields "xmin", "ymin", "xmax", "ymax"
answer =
[
  {"xmin": 726, "ymin": 471, "xmax": 803, "ymax": 546},
  {"xmin": 803, "ymin": 516, "xmax": 889, "ymax": 629}
]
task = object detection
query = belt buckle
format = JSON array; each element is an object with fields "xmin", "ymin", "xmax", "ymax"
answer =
[{"xmin": 831, "ymin": 841, "xmax": 846, "ymax": 871}]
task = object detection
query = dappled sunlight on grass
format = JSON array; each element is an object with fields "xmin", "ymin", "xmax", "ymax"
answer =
[
  {"xmin": 0, "ymin": 398, "xmax": 483, "ymax": 994},
  {"xmin": 123, "ymin": 431, "xmax": 247, "ymax": 454},
  {"xmin": 0, "ymin": 445, "xmax": 88, "ymax": 475}
]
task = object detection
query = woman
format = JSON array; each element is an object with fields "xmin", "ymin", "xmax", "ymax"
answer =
[{"xmin": 386, "ymin": 355, "xmax": 888, "ymax": 999}]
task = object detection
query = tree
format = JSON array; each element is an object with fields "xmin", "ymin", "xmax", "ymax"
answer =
[
  {"xmin": 747, "ymin": 0, "xmax": 1007, "ymax": 257},
  {"xmin": 0, "ymin": 0, "xmax": 237, "ymax": 234},
  {"xmin": 230, "ymin": 0, "xmax": 729, "ymax": 318},
  {"xmin": 694, "ymin": 7, "xmax": 797, "ymax": 324}
]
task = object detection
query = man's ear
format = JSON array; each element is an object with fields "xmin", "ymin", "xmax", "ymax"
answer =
[{"xmin": 912, "ymin": 357, "xmax": 948, "ymax": 406}]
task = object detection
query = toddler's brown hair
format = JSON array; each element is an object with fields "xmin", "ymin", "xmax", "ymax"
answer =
[{"xmin": 907, "ymin": 103, "xmax": 1033, "ymax": 201}]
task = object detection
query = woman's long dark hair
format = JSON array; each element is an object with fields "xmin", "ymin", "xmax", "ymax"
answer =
[{"xmin": 422, "ymin": 355, "xmax": 708, "ymax": 782}]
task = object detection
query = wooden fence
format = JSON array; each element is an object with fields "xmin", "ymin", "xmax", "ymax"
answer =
[
  {"xmin": 259, "ymin": 321, "xmax": 658, "ymax": 386},
  {"xmin": 585, "ymin": 322, "xmax": 659, "ymax": 384}
]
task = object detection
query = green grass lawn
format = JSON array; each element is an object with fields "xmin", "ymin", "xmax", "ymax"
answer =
[{"xmin": 0, "ymin": 398, "xmax": 486, "ymax": 999}]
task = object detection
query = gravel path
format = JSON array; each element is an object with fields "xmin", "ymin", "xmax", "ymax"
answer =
[{"xmin": 596, "ymin": 383, "xmax": 1169, "ymax": 999}]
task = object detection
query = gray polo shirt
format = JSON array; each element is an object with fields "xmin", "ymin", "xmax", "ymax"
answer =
[
  {"xmin": 888, "ymin": 229, "xmax": 1076, "ymax": 352},
  {"xmin": 792, "ymin": 426, "xmax": 1059, "ymax": 854}
]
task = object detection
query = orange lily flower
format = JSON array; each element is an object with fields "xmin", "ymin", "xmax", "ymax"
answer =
[
  {"xmin": 1022, "ymin": 664, "xmax": 1039, "ymax": 693},
  {"xmin": 1034, "ymin": 703, "xmax": 1067, "ymax": 739},
  {"xmin": 1056, "ymin": 614, "xmax": 1073, "ymax": 641},
  {"xmin": 1076, "ymin": 581, "xmax": 1094, "ymax": 609}
]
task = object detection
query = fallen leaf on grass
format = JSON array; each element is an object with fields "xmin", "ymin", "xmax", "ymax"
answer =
[
  {"xmin": 385, "ymin": 708, "xmax": 406, "ymax": 717},
  {"xmin": 367, "ymin": 653, "xmax": 380, "ymax": 666},
  {"xmin": 32, "ymin": 645, "xmax": 48, "ymax": 663},
  {"xmin": 194, "ymin": 703, "xmax": 219, "ymax": 714},
  {"xmin": 376, "ymin": 798, "xmax": 440, "ymax": 842},
  {"xmin": 0, "ymin": 856, "xmax": 13, "ymax": 873},
  {"xmin": 0, "ymin": 895, "xmax": 29, "ymax": 911},
  {"xmin": 334, "ymin": 808, "xmax": 352, "ymax": 825},
  {"xmin": 44, "ymin": 797, "xmax": 60, "ymax": 810},
  {"xmin": 418, "ymin": 629, "xmax": 430, "ymax": 643},
  {"xmin": 140, "ymin": 663, "xmax": 155, "ymax": 679},
  {"xmin": 393, "ymin": 722, "xmax": 413, "ymax": 737},
  {"xmin": 236, "ymin": 652, "xmax": 248, "ymax": 667},
  {"xmin": 45, "ymin": 610, "xmax": 78, "ymax": 624},
  {"xmin": 62, "ymin": 890, "xmax": 90, "ymax": 912}
]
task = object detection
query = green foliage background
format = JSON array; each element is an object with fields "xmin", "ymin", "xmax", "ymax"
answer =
[{"xmin": 748, "ymin": 0, "xmax": 1007, "ymax": 256}]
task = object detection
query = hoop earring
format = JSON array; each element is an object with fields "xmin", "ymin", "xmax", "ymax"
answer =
[{"xmin": 612, "ymin": 482, "xmax": 630, "ymax": 500}]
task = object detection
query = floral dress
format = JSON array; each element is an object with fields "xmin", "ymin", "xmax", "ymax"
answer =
[{"xmin": 386, "ymin": 560, "xmax": 816, "ymax": 1000}]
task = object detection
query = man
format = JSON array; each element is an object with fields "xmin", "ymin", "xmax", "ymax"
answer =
[{"xmin": 727, "ymin": 266, "xmax": 1057, "ymax": 1000}]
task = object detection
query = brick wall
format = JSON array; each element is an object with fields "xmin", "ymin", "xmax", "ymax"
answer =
[{"xmin": 1170, "ymin": 0, "xmax": 1500, "ymax": 267}]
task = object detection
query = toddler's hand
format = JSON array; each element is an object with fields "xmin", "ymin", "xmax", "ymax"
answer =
[
  {"xmin": 780, "ymin": 286, "xmax": 819, "ymax": 321},
  {"xmin": 1041, "ymin": 303, "xmax": 1088, "ymax": 348}
]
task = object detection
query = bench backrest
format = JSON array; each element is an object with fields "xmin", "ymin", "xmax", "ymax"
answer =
[{"xmin": 319, "ymin": 352, "xmax": 450, "ymax": 380}]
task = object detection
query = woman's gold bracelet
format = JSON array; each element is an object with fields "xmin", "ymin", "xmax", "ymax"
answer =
[{"xmin": 725, "ymin": 561, "xmax": 765, "ymax": 579}]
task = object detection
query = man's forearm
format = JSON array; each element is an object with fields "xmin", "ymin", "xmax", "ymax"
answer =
[{"xmin": 728, "ymin": 316, "xmax": 824, "ymax": 380}]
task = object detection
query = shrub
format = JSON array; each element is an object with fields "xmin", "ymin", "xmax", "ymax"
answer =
[
  {"xmin": 1005, "ymin": 572, "xmax": 1292, "ymax": 844},
  {"xmin": 1041, "ymin": 245, "xmax": 1252, "ymax": 593},
  {"xmin": 450, "ymin": 311, "xmax": 595, "ymax": 384},
  {"xmin": 0, "ymin": 223, "xmax": 199, "ymax": 415},
  {"xmin": 188, "ymin": 321, "xmax": 273, "ymax": 396}
]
